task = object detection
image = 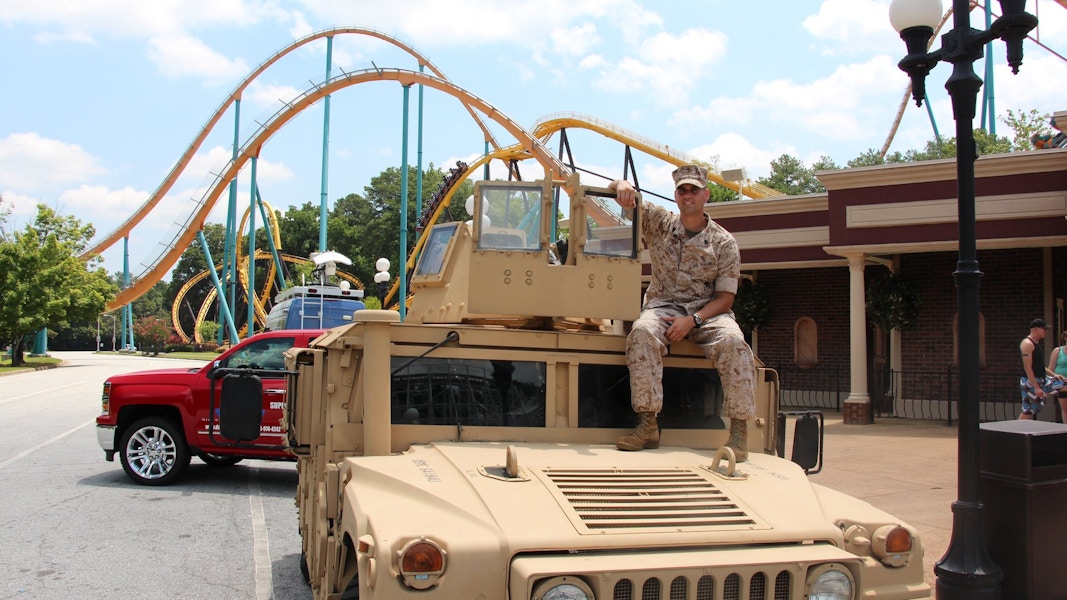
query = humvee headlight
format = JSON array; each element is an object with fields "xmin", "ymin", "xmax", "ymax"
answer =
[
  {"xmin": 807, "ymin": 564, "xmax": 854, "ymax": 600},
  {"xmin": 397, "ymin": 538, "xmax": 445, "ymax": 590},
  {"xmin": 531, "ymin": 576, "xmax": 594, "ymax": 600},
  {"xmin": 873, "ymin": 524, "xmax": 914, "ymax": 567}
]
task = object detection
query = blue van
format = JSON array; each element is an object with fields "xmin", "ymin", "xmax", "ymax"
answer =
[{"xmin": 264, "ymin": 285, "xmax": 366, "ymax": 331}]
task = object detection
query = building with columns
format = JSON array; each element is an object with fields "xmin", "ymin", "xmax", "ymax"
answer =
[{"xmin": 706, "ymin": 113, "xmax": 1067, "ymax": 424}]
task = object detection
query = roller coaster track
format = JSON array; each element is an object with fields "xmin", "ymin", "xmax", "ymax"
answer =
[
  {"xmin": 532, "ymin": 113, "xmax": 785, "ymax": 199},
  {"xmin": 83, "ymin": 27, "xmax": 506, "ymax": 309},
  {"xmin": 104, "ymin": 66, "xmax": 575, "ymax": 310}
]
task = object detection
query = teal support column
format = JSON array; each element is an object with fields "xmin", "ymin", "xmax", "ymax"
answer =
[
  {"xmin": 416, "ymin": 64, "xmax": 425, "ymax": 219},
  {"xmin": 32, "ymin": 328, "xmax": 47, "ymax": 355},
  {"xmin": 247, "ymin": 155, "xmax": 258, "ymax": 337},
  {"xmin": 399, "ymin": 85, "xmax": 411, "ymax": 321},
  {"xmin": 122, "ymin": 236, "xmax": 134, "ymax": 350},
  {"xmin": 483, "ymin": 141, "xmax": 490, "ymax": 180},
  {"xmin": 319, "ymin": 36, "xmax": 334, "ymax": 252},
  {"xmin": 255, "ymin": 186, "xmax": 286, "ymax": 292},
  {"xmin": 199, "ymin": 231, "xmax": 240, "ymax": 342},
  {"xmin": 981, "ymin": 1, "xmax": 995, "ymax": 133},
  {"xmin": 223, "ymin": 98, "xmax": 241, "ymax": 345}
]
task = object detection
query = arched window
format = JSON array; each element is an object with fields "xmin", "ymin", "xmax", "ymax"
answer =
[{"xmin": 795, "ymin": 317, "xmax": 818, "ymax": 368}]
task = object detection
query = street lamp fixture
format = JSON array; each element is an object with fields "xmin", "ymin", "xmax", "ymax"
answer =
[
  {"xmin": 374, "ymin": 257, "xmax": 391, "ymax": 309},
  {"xmin": 97, "ymin": 313, "xmax": 117, "ymax": 352},
  {"xmin": 888, "ymin": 1, "xmax": 1038, "ymax": 598}
]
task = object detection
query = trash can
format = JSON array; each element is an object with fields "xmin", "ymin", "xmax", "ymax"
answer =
[{"xmin": 979, "ymin": 420, "xmax": 1067, "ymax": 600}]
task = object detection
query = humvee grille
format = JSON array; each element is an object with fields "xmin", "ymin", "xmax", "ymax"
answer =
[
  {"xmin": 610, "ymin": 570, "xmax": 792, "ymax": 600},
  {"xmin": 542, "ymin": 468, "xmax": 758, "ymax": 531}
]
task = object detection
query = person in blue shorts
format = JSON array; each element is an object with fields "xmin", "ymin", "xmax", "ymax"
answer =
[
  {"xmin": 1019, "ymin": 318, "xmax": 1064, "ymax": 419},
  {"xmin": 1046, "ymin": 329, "xmax": 1067, "ymax": 421}
]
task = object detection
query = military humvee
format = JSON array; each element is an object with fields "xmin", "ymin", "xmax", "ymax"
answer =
[{"xmin": 221, "ymin": 174, "xmax": 931, "ymax": 599}]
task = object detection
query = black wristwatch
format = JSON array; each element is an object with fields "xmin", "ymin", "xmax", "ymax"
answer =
[{"xmin": 692, "ymin": 313, "xmax": 703, "ymax": 326}]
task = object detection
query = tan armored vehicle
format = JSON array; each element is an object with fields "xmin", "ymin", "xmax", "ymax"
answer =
[{"xmin": 221, "ymin": 175, "xmax": 931, "ymax": 599}]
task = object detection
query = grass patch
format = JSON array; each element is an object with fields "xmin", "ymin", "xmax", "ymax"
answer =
[{"xmin": 0, "ymin": 355, "xmax": 63, "ymax": 374}]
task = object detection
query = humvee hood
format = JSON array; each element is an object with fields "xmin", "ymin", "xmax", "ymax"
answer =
[{"xmin": 342, "ymin": 441, "xmax": 844, "ymax": 553}]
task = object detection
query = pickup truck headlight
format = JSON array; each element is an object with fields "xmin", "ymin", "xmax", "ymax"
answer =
[
  {"xmin": 532, "ymin": 576, "xmax": 594, "ymax": 600},
  {"xmin": 101, "ymin": 381, "xmax": 111, "ymax": 414},
  {"xmin": 807, "ymin": 564, "xmax": 854, "ymax": 600}
]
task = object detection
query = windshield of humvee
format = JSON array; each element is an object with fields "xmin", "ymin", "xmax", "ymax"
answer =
[{"xmin": 389, "ymin": 356, "xmax": 724, "ymax": 431}]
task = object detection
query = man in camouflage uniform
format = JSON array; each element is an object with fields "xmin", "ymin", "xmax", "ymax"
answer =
[{"xmin": 608, "ymin": 165, "xmax": 756, "ymax": 460}]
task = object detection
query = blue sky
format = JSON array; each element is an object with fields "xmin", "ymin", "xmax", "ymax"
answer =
[{"xmin": 1, "ymin": 0, "xmax": 1066, "ymax": 281}]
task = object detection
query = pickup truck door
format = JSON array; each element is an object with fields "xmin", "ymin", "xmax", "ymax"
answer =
[{"xmin": 193, "ymin": 334, "xmax": 298, "ymax": 449}]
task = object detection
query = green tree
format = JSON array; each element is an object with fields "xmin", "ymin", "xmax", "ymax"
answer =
[
  {"xmin": 277, "ymin": 202, "xmax": 321, "ymax": 264},
  {"xmin": 1001, "ymin": 108, "xmax": 1053, "ymax": 151},
  {"xmin": 0, "ymin": 204, "xmax": 117, "ymax": 365},
  {"xmin": 758, "ymin": 154, "xmax": 838, "ymax": 195},
  {"xmin": 328, "ymin": 164, "xmax": 472, "ymax": 289},
  {"xmin": 168, "ymin": 223, "xmax": 228, "ymax": 340},
  {"xmin": 866, "ymin": 272, "xmax": 922, "ymax": 331},
  {"xmin": 732, "ymin": 278, "xmax": 774, "ymax": 333},
  {"xmin": 133, "ymin": 315, "xmax": 172, "ymax": 356}
]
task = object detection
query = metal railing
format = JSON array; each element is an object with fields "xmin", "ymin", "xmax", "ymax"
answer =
[
  {"xmin": 774, "ymin": 363, "xmax": 844, "ymax": 413},
  {"xmin": 776, "ymin": 363, "xmax": 1032, "ymax": 424}
]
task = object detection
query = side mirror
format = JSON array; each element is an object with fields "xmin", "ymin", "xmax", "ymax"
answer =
[
  {"xmin": 219, "ymin": 373, "xmax": 263, "ymax": 442},
  {"xmin": 776, "ymin": 411, "xmax": 824, "ymax": 474}
]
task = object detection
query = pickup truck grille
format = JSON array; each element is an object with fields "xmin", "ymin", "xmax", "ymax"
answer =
[{"xmin": 542, "ymin": 468, "xmax": 759, "ymax": 532}]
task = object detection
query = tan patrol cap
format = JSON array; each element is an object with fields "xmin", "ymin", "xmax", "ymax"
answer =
[{"xmin": 672, "ymin": 164, "xmax": 708, "ymax": 189}]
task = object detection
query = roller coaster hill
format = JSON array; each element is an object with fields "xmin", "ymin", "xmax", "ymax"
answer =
[
  {"xmin": 82, "ymin": 27, "xmax": 792, "ymax": 348},
  {"xmin": 91, "ymin": 11, "xmax": 1045, "ymax": 346}
]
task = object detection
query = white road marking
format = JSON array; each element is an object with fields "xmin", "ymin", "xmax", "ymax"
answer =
[
  {"xmin": 0, "ymin": 420, "xmax": 94, "ymax": 469},
  {"xmin": 249, "ymin": 465, "xmax": 274, "ymax": 600},
  {"xmin": 0, "ymin": 380, "xmax": 97, "ymax": 405}
]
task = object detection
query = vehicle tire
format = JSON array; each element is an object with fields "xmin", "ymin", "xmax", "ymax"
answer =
[
  {"xmin": 119, "ymin": 417, "xmax": 191, "ymax": 485},
  {"xmin": 198, "ymin": 453, "xmax": 243, "ymax": 468}
]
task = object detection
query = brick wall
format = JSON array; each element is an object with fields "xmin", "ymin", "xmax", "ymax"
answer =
[
  {"xmin": 749, "ymin": 266, "xmax": 851, "ymax": 389},
  {"xmin": 744, "ymin": 247, "xmax": 1065, "ymax": 406}
]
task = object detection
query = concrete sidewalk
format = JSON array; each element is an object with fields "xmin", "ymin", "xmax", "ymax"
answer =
[{"xmin": 801, "ymin": 413, "xmax": 958, "ymax": 590}]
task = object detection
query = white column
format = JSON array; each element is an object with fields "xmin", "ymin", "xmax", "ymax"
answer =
[{"xmin": 846, "ymin": 254, "xmax": 870, "ymax": 407}]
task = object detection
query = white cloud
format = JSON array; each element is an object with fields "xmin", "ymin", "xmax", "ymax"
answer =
[
  {"xmin": 691, "ymin": 133, "xmax": 792, "ymax": 181},
  {"xmin": 246, "ymin": 82, "xmax": 306, "ymax": 108},
  {"xmin": 591, "ymin": 28, "xmax": 728, "ymax": 107},
  {"xmin": 804, "ymin": 0, "xmax": 900, "ymax": 55},
  {"xmin": 0, "ymin": 0, "xmax": 272, "ymax": 38},
  {"xmin": 550, "ymin": 22, "xmax": 601, "ymax": 57},
  {"xmin": 673, "ymin": 54, "xmax": 904, "ymax": 144},
  {"xmin": 57, "ymin": 184, "xmax": 149, "ymax": 226},
  {"xmin": 148, "ymin": 35, "xmax": 250, "ymax": 84},
  {"xmin": 0, "ymin": 133, "xmax": 107, "ymax": 192}
]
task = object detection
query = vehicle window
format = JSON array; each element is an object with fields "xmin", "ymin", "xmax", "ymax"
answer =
[
  {"xmin": 390, "ymin": 357, "xmax": 546, "ymax": 426},
  {"xmin": 222, "ymin": 337, "xmax": 296, "ymax": 371},
  {"xmin": 577, "ymin": 363, "xmax": 725, "ymax": 429}
]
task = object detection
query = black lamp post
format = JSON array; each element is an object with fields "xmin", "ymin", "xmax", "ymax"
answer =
[{"xmin": 889, "ymin": 0, "xmax": 1037, "ymax": 598}]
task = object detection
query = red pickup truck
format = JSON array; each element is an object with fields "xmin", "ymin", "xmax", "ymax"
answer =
[{"xmin": 96, "ymin": 329, "xmax": 326, "ymax": 485}]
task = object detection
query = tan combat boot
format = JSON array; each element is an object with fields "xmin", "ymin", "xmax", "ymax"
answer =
[
  {"xmin": 724, "ymin": 418, "xmax": 749, "ymax": 462},
  {"xmin": 616, "ymin": 411, "xmax": 660, "ymax": 451}
]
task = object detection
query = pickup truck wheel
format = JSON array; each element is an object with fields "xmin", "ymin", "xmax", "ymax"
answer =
[
  {"xmin": 198, "ymin": 453, "xmax": 243, "ymax": 468},
  {"xmin": 120, "ymin": 417, "xmax": 191, "ymax": 485}
]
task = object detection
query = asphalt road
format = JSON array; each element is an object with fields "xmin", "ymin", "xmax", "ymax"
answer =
[{"xmin": 0, "ymin": 351, "xmax": 311, "ymax": 600}]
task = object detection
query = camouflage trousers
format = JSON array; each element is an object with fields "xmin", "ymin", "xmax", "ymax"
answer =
[{"xmin": 626, "ymin": 306, "xmax": 756, "ymax": 420}]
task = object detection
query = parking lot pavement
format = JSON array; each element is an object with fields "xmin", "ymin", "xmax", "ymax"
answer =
[{"xmin": 803, "ymin": 413, "xmax": 958, "ymax": 590}]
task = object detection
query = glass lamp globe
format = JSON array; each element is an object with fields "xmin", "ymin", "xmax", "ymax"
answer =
[{"xmin": 889, "ymin": 0, "xmax": 942, "ymax": 32}]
